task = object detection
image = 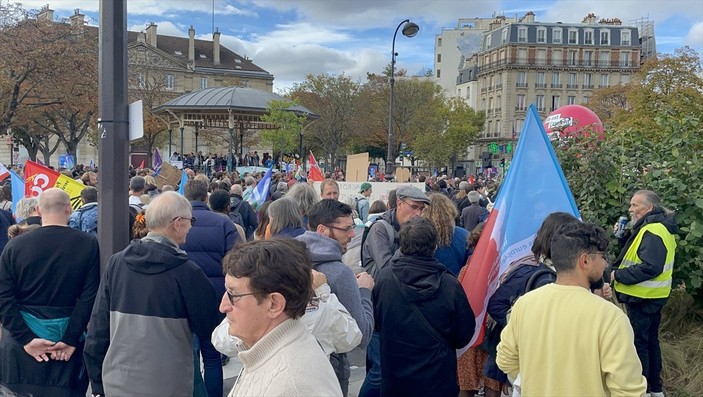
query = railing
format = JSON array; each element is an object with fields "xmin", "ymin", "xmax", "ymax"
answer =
[
  {"xmin": 515, "ymin": 106, "xmax": 526, "ymax": 111},
  {"xmin": 551, "ymin": 83, "xmax": 563, "ymax": 88},
  {"xmin": 566, "ymin": 84, "xmax": 579, "ymax": 89},
  {"xmin": 495, "ymin": 83, "xmax": 503, "ymax": 90},
  {"xmin": 535, "ymin": 83, "xmax": 547, "ymax": 88},
  {"xmin": 582, "ymin": 84, "xmax": 594, "ymax": 89},
  {"xmin": 477, "ymin": 57, "xmax": 639, "ymax": 74},
  {"xmin": 516, "ymin": 82, "xmax": 528, "ymax": 88}
]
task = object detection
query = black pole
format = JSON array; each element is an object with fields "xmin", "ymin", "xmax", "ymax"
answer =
[
  {"xmin": 179, "ymin": 125, "xmax": 185, "ymax": 161},
  {"xmin": 227, "ymin": 127, "xmax": 233, "ymax": 172},
  {"xmin": 168, "ymin": 128, "xmax": 172, "ymax": 157},
  {"xmin": 239, "ymin": 122, "xmax": 244, "ymax": 164},
  {"xmin": 385, "ymin": 20, "xmax": 408, "ymax": 181},
  {"xmin": 97, "ymin": 0, "xmax": 129, "ymax": 270}
]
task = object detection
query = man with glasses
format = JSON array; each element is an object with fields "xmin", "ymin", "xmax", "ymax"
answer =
[
  {"xmin": 497, "ymin": 222, "xmax": 646, "ymax": 396},
  {"xmin": 297, "ymin": 199, "xmax": 374, "ymax": 396},
  {"xmin": 359, "ymin": 185, "xmax": 429, "ymax": 397},
  {"xmin": 84, "ymin": 191, "xmax": 220, "ymax": 397}
]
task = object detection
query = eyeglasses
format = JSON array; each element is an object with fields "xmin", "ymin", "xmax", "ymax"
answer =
[
  {"xmin": 172, "ymin": 216, "xmax": 197, "ymax": 225},
  {"xmin": 324, "ymin": 224, "xmax": 355, "ymax": 233},
  {"xmin": 226, "ymin": 290, "xmax": 257, "ymax": 304},
  {"xmin": 401, "ymin": 200, "xmax": 426, "ymax": 212}
]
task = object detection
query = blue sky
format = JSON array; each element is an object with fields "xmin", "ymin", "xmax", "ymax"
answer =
[{"xmin": 21, "ymin": 0, "xmax": 703, "ymax": 92}]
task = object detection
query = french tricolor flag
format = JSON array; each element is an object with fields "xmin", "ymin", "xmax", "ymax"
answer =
[{"xmin": 460, "ymin": 104, "xmax": 581, "ymax": 348}]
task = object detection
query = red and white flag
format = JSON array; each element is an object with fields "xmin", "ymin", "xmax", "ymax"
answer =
[
  {"xmin": 0, "ymin": 162, "xmax": 9, "ymax": 181},
  {"xmin": 308, "ymin": 151, "xmax": 325, "ymax": 181}
]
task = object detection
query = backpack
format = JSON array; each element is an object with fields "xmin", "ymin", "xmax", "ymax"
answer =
[{"xmin": 228, "ymin": 199, "xmax": 244, "ymax": 227}]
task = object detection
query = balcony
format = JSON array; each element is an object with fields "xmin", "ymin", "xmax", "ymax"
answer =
[
  {"xmin": 582, "ymin": 84, "xmax": 594, "ymax": 89},
  {"xmin": 598, "ymin": 84, "xmax": 609, "ymax": 89},
  {"xmin": 495, "ymin": 83, "xmax": 503, "ymax": 90},
  {"xmin": 551, "ymin": 84, "xmax": 563, "ymax": 88},
  {"xmin": 516, "ymin": 82, "xmax": 528, "ymax": 88},
  {"xmin": 495, "ymin": 107, "xmax": 502, "ymax": 114},
  {"xmin": 537, "ymin": 107, "xmax": 546, "ymax": 112},
  {"xmin": 535, "ymin": 83, "xmax": 547, "ymax": 88},
  {"xmin": 566, "ymin": 84, "xmax": 579, "ymax": 89},
  {"xmin": 481, "ymin": 87, "xmax": 487, "ymax": 93},
  {"xmin": 488, "ymin": 85, "xmax": 494, "ymax": 92},
  {"xmin": 515, "ymin": 106, "xmax": 526, "ymax": 111}
]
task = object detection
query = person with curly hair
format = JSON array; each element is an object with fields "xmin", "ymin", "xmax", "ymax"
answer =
[{"xmin": 422, "ymin": 193, "xmax": 469, "ymax": 276}]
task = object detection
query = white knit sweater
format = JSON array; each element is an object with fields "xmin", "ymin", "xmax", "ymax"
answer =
[{"xmin": 228, "ymin": 318, "xmax": 342, "ymax": 397}]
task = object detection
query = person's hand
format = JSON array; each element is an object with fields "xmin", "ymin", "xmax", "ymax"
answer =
[
  {"xmin": 610, "ymin": 270, "xmax": 616, "ymax": 283},
  {"xmin": 356, "ymin": 272, "xmax": 375, "ymax": 290},
  {"xmin": 23, "ymin": 338, "xmax": 55, "ymax": 362},
  {"xmin": 47, "ymin": 342, "xmax": 76, "ymax": 361},
  {"xmin": 601, "ymin": 283, "xmax": 613, "ymax": 300},
  {"xmin": 311, "ymin": 269, "xmax": 327, "ymax": 289}
]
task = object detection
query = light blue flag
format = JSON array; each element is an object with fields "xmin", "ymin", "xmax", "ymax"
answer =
[
  {"xmin": 10, "ymin": 170, "xmax": 24, "ymax": 216},
  {"xmin": 177, "ymin": 169, "xmax": 188, "ymax": 195},
  {"xmin": 248, "ymin": 166, "xmax": 273, "ymax": 208}
]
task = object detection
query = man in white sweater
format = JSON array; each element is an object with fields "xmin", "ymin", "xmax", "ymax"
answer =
[{"xmin": 220, "ymin": 239, "xmax": 342, "ymax": 397}]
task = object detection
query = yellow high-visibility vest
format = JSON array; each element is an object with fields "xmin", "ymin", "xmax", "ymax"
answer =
[{"xmin": 614, "ymin": 222, "xmax": 675, "ymax": 299}]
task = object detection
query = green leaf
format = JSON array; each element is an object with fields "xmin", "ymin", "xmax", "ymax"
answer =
[{"xmin": 695, "ymin": 199, "xmax": 703, "ymax": 209}]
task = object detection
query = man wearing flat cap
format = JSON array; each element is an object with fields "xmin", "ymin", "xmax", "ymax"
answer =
[
  {"xmin": 359, "ymin": 184, "xmax": 430, "ymax": 396},
  {"xmin": 355, "ymin": 183, "xmax": 373, "ymax": 223}
]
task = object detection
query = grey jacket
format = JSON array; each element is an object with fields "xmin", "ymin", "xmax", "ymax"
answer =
[{"xmin": 361, "ymin": 209, "xmax": 400, "ymax": 279}]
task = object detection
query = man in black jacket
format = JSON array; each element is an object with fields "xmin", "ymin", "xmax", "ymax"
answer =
[
  {"xmin": 373, "ymin": 217, "xmax": 475, "ymax": 397},
  {"xmin": 230, "ymin": 184, "xmax": 258, "ymax": 240}
]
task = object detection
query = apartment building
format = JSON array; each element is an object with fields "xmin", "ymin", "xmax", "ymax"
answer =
[{"xmin": 473, "ymin": 12, "xmax": 644, "ymax": 159}]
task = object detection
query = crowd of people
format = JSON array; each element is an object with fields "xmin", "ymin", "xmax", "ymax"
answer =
[{"xmin": 0, "ymin": 160, "xmax": 677, "ymax": 397}]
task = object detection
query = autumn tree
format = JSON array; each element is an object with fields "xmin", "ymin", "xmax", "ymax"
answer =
[
  {"xmin": 260, "ymin": 99, "xmax": 307, "ymax": 163},
  {"xmin": 288, "ymin": 73, "xmax": 360, "ymax": 167}
]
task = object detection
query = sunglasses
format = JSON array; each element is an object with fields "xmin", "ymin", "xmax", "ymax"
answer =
[
  {"xmin": 226, "ymin": 290, "xmax": 257, "ymax": 304},
  {"xmin": 172, "ymin": 216, "xmax": 197, "ymax": 225}
]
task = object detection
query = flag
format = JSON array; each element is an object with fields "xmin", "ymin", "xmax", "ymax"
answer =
[
  {"xmin": 153, "ymin": 148, "xmax": 163, "ymax": 170},
  {"xmin": 177, "ymin": 169, "xmax": 188, "ymax": 195},
  {"xmin": 89, "ymin": 159, "xmax": 95, "ymax": 169},
  {"xmin": 308, "ymin": 151, "xmax": 324, "ymax": 182},
  {"xmin": 0, "ymin": 162, "xmax": 9, "ymax": 181},
  {"xmin": 23, "ymin": 160, "xmax": 84, "ymax": 209},
  {"xmin": 459, "ymin": 104, "xmax": 580, "ymax": 349},
  {"xmin": 249, "ymin": 166, "xmax": 272, "ymax": 208},
  {"xmin": 294, "ymin": 164, "xmax": 303, "ymax": 180},
  {"xmin": 10, "ymin": 170, "xmax": 24, "ymax": 216},
  {"xmin": 139, "ymin": 159, "xmax": 145, "ymax": 169}
]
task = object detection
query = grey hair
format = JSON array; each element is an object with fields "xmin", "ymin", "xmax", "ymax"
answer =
[
  {"xmin": 267, "ymin": 198, "xmax": 303, "ymax": 235},
  {"xmin": 145, "ymin": 191, "xmax": 192, "ymax": 230},
  {"xmin": 468, "ymin": 191, "xmax": 481, "ymax": 204},
  {"xmin": 286, "ymin": 183, "xmax": 320, "ymax": 216},
  {"xmin": 634, "ymin": 189, "xmax": 674, "ymax": 216},
  {"xmin": 230, "ymin": 184, "xmax": 243, "ymax": 196},
  {"xmin": 245, "ymin": 176, "xmax": 256, "ymax": 187},
  {"xmin": 276, "ymin": 181, "xmax": 288, "ymax": 192},
  {"xmin": 17, "ymin": 197, "xmax": 39, "ymax": 219},
  {"xmin": 458, "ymin": 181, "xmax": 470, "ymax": 192}
]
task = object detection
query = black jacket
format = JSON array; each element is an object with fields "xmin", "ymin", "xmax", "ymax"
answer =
[
  {"xmin": 373, "ymin": 254, "xmax": 475, "ymax": 397},
  {"xmin": 230, "ymin": 194, "xmax": 258, "ymax": 240},
  {"xmin": 613, "ymin": 207, "xmax": 678, "ymax": 305}
]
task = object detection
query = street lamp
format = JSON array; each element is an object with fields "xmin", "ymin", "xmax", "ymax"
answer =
[{"xmin": 386, "ymin": 19, "xmax": 419, "ymax": 181}]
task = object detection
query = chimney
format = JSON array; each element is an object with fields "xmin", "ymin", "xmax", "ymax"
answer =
[
  {"xmin": 523, "ymin": 11, "xmax": 535, "ymax": 23},
  {"xmin": 189, "ymin": 26, "xmax": 195, "ymax": 61},
  {"xmin": 70, "ymin": 9, "xmax": 85, "ymax": 27},
  {"xmin": 146, "ymin": 22, "xmax": 158, "ymax": 47},
  {"xmin": 137, "ymin": 32, "xmax": 146, "ymax": 43},
  {"xmin": 37, "ymin": 5, "xmax": 54, "ymax": 22},
  {"xmin": 582, "ymin": 13, "xmax": 597, "ymax": 25},
  {"xmin": 213, "ymin": 27, "xmax": 221, "ymax": 65}
]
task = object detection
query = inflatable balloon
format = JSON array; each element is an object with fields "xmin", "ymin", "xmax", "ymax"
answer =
[{"xmin": 543, "ymin": 105, "xmax": 604, "ymax": 139}]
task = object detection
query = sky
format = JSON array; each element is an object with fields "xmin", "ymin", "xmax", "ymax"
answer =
[{"xmin": 17, "ymin": 0, "xmax": 703, "ymax": 92}]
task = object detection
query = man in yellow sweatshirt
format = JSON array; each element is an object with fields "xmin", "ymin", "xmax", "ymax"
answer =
[{"xmin": 497, "ymin": 222, "xmax": 646, "ymax": 396}]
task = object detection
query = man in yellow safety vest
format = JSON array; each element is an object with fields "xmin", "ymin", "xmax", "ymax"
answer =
[{"xmin": 611, "ymin": 190, "xmax": 677, "ymax": 397}]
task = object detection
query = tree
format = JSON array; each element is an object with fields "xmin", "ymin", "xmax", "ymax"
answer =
[
  {"xmin": 260, "ymin": 99, "xmax": 307, "ymax": 163},
  {"xmin": 288, "ymin": 73, "xmax": 360, "ymax": 167}
]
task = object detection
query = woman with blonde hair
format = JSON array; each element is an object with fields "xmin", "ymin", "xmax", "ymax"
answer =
[{"xmin": 422, "ymin": 193, "xmax": 469, "ymax": 276}]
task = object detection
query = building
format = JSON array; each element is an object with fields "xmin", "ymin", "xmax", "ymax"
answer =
[
  {"xmin": 472, "ymin": 11, "xmax": 646, "ymax": 161},
  {"xmin": 2, "ymin": 6, "xmax": 274, "ymax": 168}
]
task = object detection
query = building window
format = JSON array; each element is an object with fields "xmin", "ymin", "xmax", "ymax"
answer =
[
  {"xmin": 568, "ymin": 29, "xmax": 578, "ymax": 44},
  {"xmin": 137, "ymin": 73, "xmax": 145, "ymax": 89},
  {"xmin": 496, "ymin": 95, "xmax": 502, "ymax": 111},
  {"xmin": 537, "ymin": 27, "xmax": 546, "ymax": 43},
  {"xmin": 502, "ymin": 28, "xmax": 508, "ymax": 44},
  {"xmin": 437, "ymin": 53, "xmax": 441, "ymax": 63},
  {"xmin": 552, "ymin": 72, "xmax": 561, "ymax": 86},
  {"xmin": 584, "ymin": 50, "xmax": 594, "ymax": 66},
  {"xmin": 457, "ymin": 88, "xmax": 461, "ymax": 97},
  {"xmin": 600, "ymin": 29, "xmax": 610, "ymax": 45},
  {"xmin": 621, "ymin": 74, "xmax": 630, "ymax": 84},
  {"xmin": 200, "ymin": 77, "xmax": 208, "ymax": 89},
  {"xmin": 584, "ymin": 30, "xmax": 594, "ymax": 45},
  {"xmin": 436, "ymin": 69, "xmax": 441, "ymax": 78},
  {"xmin": 536, "ymin": 95, "xmax": 545, "ymax": 111},
  {"xmin": 466, "ymin": 89, "xmax": 470, "ymax": 99},
  {"xmin": 553, "ymin": 28, "xmax": 562, "ymax": 44},
  {"xmin": 621, "ymin": 30, "xmax": 631, "ymax": 46},
  {"xmin": 568, "ymin": 73, "xmax": 578, "ymax": 88},
  {"xmin": 599, "ymin": 51, "xmax": 610, "ymax": 67},
  {"xmin": 518, "ymin": 27, "xmax": 527, "ymax": 42},
  {"xmin": 165, "ymin": 74, "xmax": 174, "ymax": 90},
  {"xmin": 551, "ymin": 95, "xmax": 560, "ymax": 110},
  {"xmin": 516, "ymin": 94, "xmax": 526, "ymax": 110},
  {"xmin": 486, "ymin": 34, "xmax": 492, "ymax": 48},
  {"xmin": 583, "ymin": 96, "xmax": 590, "ymax": 104},
  {"xmin": 620, "ymin": 51, "xmax": 630, "ymax": 67},
  {"xmin": 568, "ymin": 50, "xmax": 578, "ymax": 66},
  {"xmin": 518, "ymin": 48, "xmax": 528, "ymax": 64},
  {"xmin": 437, "ymin": 38, "xmax": 442, "ymax": 47},
  {"xmin": 567, "ymin": 95, "xmax": 576, "ymax": 105},
  {"xmin": 552, "ymin": 49, "xmax": 562, "ymax": 65},
  {"xmin": 536, "ymin": 72, "xmax": 546, "ymax": 87},
  {"xmin": 517, "ymin": 71, "xmax": 527, "ymax": 87},
  {"xmin": 584, "ymin": 73, "xmax": 593, "ymax": 88},
  {"xmin": 600, "ymin": 74, "xmax": 609, "ymax": 88},
  {"xmin": 537, "ymin": 49, "xmax": 546, "ymax": 65}
]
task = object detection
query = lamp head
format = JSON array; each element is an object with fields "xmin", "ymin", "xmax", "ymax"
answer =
[{"xmin": 402, "ymin": 21, "xmax": 419, "ymax": 38}]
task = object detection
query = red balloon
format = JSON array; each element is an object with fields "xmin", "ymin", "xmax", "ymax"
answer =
[{"xmin": 543, "ymin": 105, "xmax": 604, "ymax": 139}]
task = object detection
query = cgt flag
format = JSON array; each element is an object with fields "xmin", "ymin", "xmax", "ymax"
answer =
[
  {"xmin": 24, "ymin": 160, "xmax": 85, "ymax": 210},
  {"xmin": 308, "ymin": 151, "xmax": 325, "ymax": 182},
  {"xmin": 459, "ymin": 104, "xmax": 580, "ymax": 348}
]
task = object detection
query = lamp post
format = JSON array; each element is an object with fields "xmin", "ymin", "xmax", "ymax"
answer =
[{"xmin": 386, "ymin": 19, "xmax": 419, "ymax": 181}]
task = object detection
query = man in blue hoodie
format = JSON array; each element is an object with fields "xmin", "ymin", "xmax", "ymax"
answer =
[{"xmin": 296, "ymin": 199, "xmax": 374, "ymax": 397}]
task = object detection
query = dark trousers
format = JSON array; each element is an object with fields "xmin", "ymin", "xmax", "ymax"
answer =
[
  {"xmin": 626, "ymin": 302, "xmax": 663, "ymax": 393},
  {"xmin": 193, "ymin": 334, "xmax": 223, "ymax": 397},
  {"xmin": 358, "ymin": 331, "xmax": 381, "ymax": 397},
  {"xmin": 330, "ymin": 352, "xmax": 350, "ymax": 397}
]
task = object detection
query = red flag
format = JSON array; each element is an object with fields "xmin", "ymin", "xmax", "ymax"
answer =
[
  {"xmin": 308, "ymin": 151, "xmax": 324, "ymax": 181},
  {"xmin": 24, "ymin": 160, "xmax": 84, "ymax": 209},
  {"xmin": 139, "ymin": 160, "xmax": 145, "ymax": 169}
]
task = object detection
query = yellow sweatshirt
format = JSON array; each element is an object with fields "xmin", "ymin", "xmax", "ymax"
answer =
[{"xmin": 497, "ymin": 283, "xmax": 646, "ymax": 397}]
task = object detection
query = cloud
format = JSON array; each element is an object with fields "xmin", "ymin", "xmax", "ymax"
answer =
[
  {"xmin": 19, "ymin": 0, "xmax": 255, "ymax": 17},
  {"xmin": 128, "ymin": 21, "xmax": 187, "ymax": 36},
  {"xmin": 685, "ymin": 21, "xmax": 703, "ymax": 47}
]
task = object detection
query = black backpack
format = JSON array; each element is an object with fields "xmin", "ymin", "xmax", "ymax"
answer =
[{"xmin": 228, "ymin": 199, "xmax": 244, "ymax": 227}]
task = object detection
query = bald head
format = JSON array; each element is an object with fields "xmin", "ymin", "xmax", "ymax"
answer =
[{"xmin": 38, "ymin": 188, "xmax": 71, "ymax": 225}]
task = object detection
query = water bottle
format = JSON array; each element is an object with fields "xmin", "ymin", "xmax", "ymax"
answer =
[{"xmin": 614, "ymin": 216, "xmax": 628, "ymax": 238}]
